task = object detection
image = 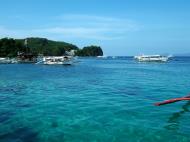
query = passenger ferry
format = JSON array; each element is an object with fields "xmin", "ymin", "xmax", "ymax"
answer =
[{"xmin": 134, "ymin": 55, "xmax": 170, "ymax": 62}]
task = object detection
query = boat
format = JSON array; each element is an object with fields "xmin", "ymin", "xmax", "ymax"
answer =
[
  {"xmin": 97, "ymin": 55, "xmax": 107, "ymax": 59},
  {"xmin": 134, "ymin": 55, "xmax": 170, "ymax": 62},
  {"xmin": 0, "ymin": 58, "xmax": 8, "ymax": 64},
  {"xmin": 17, "ymin": 52, "xmax": 37, "ymax": 63},
  {"xmin": 0, "ymin": 58, "xmax": 17, "ymax": 64},
  {"xmin": 36, "ymin": 56, "xmax": 74, "ymax": 65}
]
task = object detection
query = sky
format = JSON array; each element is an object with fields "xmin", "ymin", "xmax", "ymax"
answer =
[{"xmin": 0, "ymin": 0, "xmax": 189, "ymax": 56}]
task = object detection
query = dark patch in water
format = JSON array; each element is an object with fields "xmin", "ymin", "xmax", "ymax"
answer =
[
  {"xmin": 47, "ymin": 132, "xmax": 65, "ymax": 142},
  {"xmin": 13, "ymin": 101, "xmax": 32, "ymax": 108},
  {"xmin": 127, "ymin": 92, "xmax": 138, "ymax": 96},
  {"xmin": 164, "ymin": 101, "xmax": 190, "ymax": 131},
  {"xmin": 0, "ymin": 85, "xmax": 26, "ymax": 95},
  {"xmin": 0, "ymin": 87, "xmax": 13, "ymax": 93},
  {"xmin": 15, "ymin": 103, "xmax": 31, "ymax": 108},
  {"xmin": 51, "ymin": 121, "xmax": 58, "ymax": 128},
  {"xmin": 0, "ymin": 111, "xmax": 14, "ymax": 123},
  {"xmin": 0, "ymin": 127, "xmax": 38, "ymax": 142},
  {"xmin": 0, "ymin": 95, "xmax": 11, "ymax": 102},
  {"xmin": 113, "ymin": 86, "xmax": 141, "ymax": 96}
]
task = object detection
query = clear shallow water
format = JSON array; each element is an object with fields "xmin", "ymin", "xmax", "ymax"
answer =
[{"xmin": 0, "ymin": 57, "xmax": 190, "ymax": 142}]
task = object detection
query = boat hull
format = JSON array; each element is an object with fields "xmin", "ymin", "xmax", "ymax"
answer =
[{"xmin": 134, "ymin": 55, "xmax": 169, "ymax": 62}]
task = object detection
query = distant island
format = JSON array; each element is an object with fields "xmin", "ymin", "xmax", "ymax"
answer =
[{"xmin": 0, "ymin": 37, "xmax": 103, "ymax": 57}]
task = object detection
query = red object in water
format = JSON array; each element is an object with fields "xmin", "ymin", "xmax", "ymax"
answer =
[{"xmin": 155, "ymin": 94, "xmax": 190, "ymax": 106}]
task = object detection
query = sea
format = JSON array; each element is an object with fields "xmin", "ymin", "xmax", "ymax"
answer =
[{"xmin": 0, "ymin": 56, "xmax": 190, "ymax": 142}]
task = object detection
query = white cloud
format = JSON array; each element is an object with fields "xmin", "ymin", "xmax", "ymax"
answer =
[
  {"xmin": 0, "ymin": 14, "xmax": 140, "ymax": 40},
  {"xmin": 57, "ymin": 14, "xmax": 121, "ymax": 23},
  {"xmin": 56, "ymin": 14, "xmax": 139, "ymax": 31}
]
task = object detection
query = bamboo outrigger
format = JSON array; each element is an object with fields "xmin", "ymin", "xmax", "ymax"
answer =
[{"xmin": 155, "ymin": 94, "xmax": 190, "ymax": 106}]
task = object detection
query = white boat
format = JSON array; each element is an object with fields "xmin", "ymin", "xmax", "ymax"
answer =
[
  {"xmin": 0, "ymin": 58, "xmax": 14, "ymax": 64},
  {"xmin": 36, "ymin": 56, "xmax": 74, "ymax": 65},
  {"xmin": 97, "ymin": 55, "xmax": 107, "ymax": 59},
  {"xmin": 134, "ymin": 55, "xmax": 170, "ymax": 62}
]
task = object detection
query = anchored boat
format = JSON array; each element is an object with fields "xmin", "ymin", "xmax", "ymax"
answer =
[
  {"xmin": 0, "ymin": 58, "xmax": 9, "ymax": 64},
  {"xmin": 0, "ymin": 58, "xmax": 18, "ymax": 64},
  {"xmin": 134, "ymin": 55, "xmax": 170, "ymax": 62},
  {"xmin": 36, "ymin": 56, "xmax": 74, "ymax": 65}
]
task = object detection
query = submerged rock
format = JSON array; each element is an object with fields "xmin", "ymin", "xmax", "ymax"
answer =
[{"xmin": 0, "ymin": 127, "xmax": 38, "ymax": 142}]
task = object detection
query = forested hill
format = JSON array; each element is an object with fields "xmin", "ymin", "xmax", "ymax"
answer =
[
  {"xmin": 75, "ymin": 46, "xmax": 103, "ymax": 56},
  {"xmin": 22, "ymin": 37, "xmax": 78, "ymax": 56},
  {"xmin": 0, "ymin": 37, "xmax": 78, "ymax": 57},
  {"xmin": 0, "ymin": 37, "xmax": 103, "ymax": 57}
]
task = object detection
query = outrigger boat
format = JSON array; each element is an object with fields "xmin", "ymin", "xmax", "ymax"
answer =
[
  {"xmin": 134, "ymin": 55, "xmax": 170, "ymax": 62},
  {"xmin": 0, "ymin": 58, "xmax": 18, "ymax": 64},
  {"xmin": 0, "ymin": 58, "xmax": 10, "ymax": 64},
  {"xmin": 36, "ymin": 56, "xmax": 74, "ymax": 65}
]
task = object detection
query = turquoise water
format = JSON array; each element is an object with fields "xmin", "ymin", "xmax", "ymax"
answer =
[{"xmin": 0, "ymin": 57, "xmax": 190, "ymax": 142}]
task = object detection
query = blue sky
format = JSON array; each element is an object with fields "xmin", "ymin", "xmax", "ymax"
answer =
[{"xmin": 0, "ymin": 0, "xmax": 189, "ymax": 55}]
